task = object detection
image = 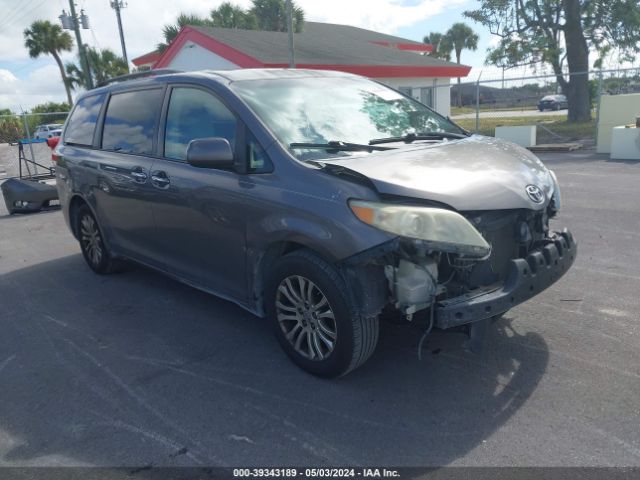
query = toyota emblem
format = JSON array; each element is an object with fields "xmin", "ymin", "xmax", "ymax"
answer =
[{"xmin": 526, "ymin": 184, "xmax": 545, "ymax": 204}]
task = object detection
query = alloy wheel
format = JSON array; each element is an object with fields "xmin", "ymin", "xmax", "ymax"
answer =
[
  {"xmin": 80, "ymin": 214, "xmax": 103, "ymax": 266},
  {"xmin": 276, "ymin": 275, "xmax": 337, "ymax": 361}
]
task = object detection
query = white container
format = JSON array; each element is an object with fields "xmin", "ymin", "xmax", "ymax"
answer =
[
  {"xmin": 495, "ymin": 125, "xmax": 537, "ymax": 147},
  {"xmin": 611, "ymin": 126, "xmax": 640, "ymax": 160},
  {"xmin": 597, "ymin": 94, "xmax": 640, "ymax": 153},
  {"xmin": 393, "ymin": 259, "xmax": 437, "ymax": 306}
]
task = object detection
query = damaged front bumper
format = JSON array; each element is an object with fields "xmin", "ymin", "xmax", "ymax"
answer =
[{"xmin": 435, "ymin": 229, "xmax": 577, "ymax": 329}]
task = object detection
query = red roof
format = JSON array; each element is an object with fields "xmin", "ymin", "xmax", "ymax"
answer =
[
  {"xmin": 136, "ymin": 22, "xmax": 470, "ymax": 78},
  {"xmin": 370, "ymin": 41, "xmax": 434, "ymax": 53},
  {"xmin": 132, "ymin": 50, "xmax": 161, "ymax": 67}
]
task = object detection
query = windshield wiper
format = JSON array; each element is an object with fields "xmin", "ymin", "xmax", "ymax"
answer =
[
  {"xmin": 290, "ymin": 141, "xmax": 393, "ymax": 152},
  {"xmin": 369, "ymin": 131, "xmax": 468, "ymax": 145}
]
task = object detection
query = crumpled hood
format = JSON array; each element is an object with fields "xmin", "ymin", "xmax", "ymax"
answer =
[{"xmin": 322, "ymin": 135, "xmax": 554, "ymax": 211}]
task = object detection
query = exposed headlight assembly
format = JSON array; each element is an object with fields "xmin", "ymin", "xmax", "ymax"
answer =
[{"xmin": 349, "ymin": 200, "xmax": 491, "ymax": 259}]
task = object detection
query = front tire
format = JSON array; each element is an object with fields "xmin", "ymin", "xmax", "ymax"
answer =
[
  {"xmin": 265, "ymin": 250, "xmax": 379, "ymax": 377},
  {"xmin": 76, "ymin": 204, "xmax": 118, "ymax": 274}
]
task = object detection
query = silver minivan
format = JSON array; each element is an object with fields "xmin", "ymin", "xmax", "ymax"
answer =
[{"xmin": 55, "ymin": 69, "xmax": 576, "ymax": 377}]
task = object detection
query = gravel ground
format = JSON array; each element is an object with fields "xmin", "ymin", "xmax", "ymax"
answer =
[{"xmin": 0, "ymin": 150, "xmax": 639, "ymax": 468}]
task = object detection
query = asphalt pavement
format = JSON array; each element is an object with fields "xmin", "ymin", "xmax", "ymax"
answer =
[{"xmin": 0, "ymin": 150, "xmax": 639, "ymax": 468}]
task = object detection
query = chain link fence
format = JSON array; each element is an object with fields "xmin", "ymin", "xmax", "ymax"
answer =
[
  {"xmin": 447, "ymin": 66, "xmax": 640, "ymax": 146},
  {"xmin": 0, "ymin": 111, "xmax": 69, "ymax": 180}
]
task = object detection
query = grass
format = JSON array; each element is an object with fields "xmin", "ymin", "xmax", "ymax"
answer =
[
  {"xmin": 450, "ymin": 105, "xmax": 538, "ymax": 116},
  {"xmin": 456, "ymin": 115, "xmax": 596, "ymax": 144}
]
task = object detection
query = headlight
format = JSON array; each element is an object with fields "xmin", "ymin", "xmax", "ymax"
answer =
[
  {"xmin": 549, "ymin": 170, "xmax": 562, "ymax": 212},
  {"xmin": 349, "ymin": 200, "xmax": 491, "ymax": 258}
]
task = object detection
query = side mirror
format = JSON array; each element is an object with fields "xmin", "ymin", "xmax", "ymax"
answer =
[{"xmin": 186, "ymin": 137, "xmax": 234, "ymax": 169}]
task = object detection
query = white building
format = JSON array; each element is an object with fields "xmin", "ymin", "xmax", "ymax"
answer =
[{"xmin": 133, "ymin": 22, "xmax": 471, "ymax": 117}]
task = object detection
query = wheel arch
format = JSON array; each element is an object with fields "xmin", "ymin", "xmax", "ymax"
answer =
[
  {"xmin": 68, "ymin": 194, "xmax": 91, "ymax": 240},
  {"xmin": 250, "ymin": 238, "xmax": 389, "ymax": 320},
  {"xmin": 251, "ymin": 240, "xmax": 339, "ymax": 317}
]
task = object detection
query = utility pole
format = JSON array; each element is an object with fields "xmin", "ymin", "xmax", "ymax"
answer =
[
  {"xmin": 286, "ymin": 0, "xmax": 295, "ymax": 68},
  {"xmin": 110, "ymin": 0, "xmax": 129, "ymax": 70},
  {"xmin": 60, "ymin": 2, "xmax": 93, "ymax": 89}
]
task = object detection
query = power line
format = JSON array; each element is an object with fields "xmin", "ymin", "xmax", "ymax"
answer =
[
  {"xmin": 90, "ymin": 26, "xmax": 101, "ymax": 50},
  {"xmin": 0, "ymin": 0, "xmax": 46, "ymax": 32},
  {"xmin": 0, "ymin": 0, "xmax": 38, "ymax": 29},
  {"xmin": 8, "ymin": 59, "xmax": 48, "ymax": 74}
]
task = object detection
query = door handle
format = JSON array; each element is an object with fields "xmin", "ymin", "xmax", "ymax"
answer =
[
  {"xmin": 130, "ymin": 167, "xmax": 148, "ymax": 183},
  {"xmin": 150, "ymin": 171, "xmax": 170, "ymax": 188}
]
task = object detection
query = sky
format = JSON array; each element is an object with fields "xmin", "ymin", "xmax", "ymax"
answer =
[
  {"xmin": 0, "ymin": 0, "xmax": 507, "ymax": 110},
  {"xmin": 0, "ymin": 0, "xmax": 557, "ymax": 111}
]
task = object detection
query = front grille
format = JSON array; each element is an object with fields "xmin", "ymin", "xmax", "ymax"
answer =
[
  {"xmin": 463, "ymin": 210, "xmax": 547, "ymax": 286},
  {"xmin": 482, "ymin": 222, "xmax": 520, "ymax": 280}
]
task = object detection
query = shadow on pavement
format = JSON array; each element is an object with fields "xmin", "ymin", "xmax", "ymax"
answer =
[{"xmin": 0, "ymin": 254, "xmax": 549, "ymax": 467}]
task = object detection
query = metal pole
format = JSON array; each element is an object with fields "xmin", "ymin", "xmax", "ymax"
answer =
[
  {"xmin": 594, "ymin": 69, "xmax": 603, "ymax": 142},
  {"xmin": 20, "ymin": 111, "xmax": 37, "ymax": 177},
  {"xmin": 68, "ymin": 0, "xmax": 93, "ymax": 89},
  {"xmin": 286, "ymin": 0, "xmax": 295, "ymax": 68},
  {"xmin": 473, "ymin": 70, "xmax": 484, "ymax": 133},
  {"xmin": 475, "ymin": 79, "xmax": 482, "ymax": 132},
  {"xmin": 111, "ymin": 1, "xmax": 129, "ymax": 70},
  {"xmin": 19, "ymin": 144, "xmax": 23, "ymax": 178}
]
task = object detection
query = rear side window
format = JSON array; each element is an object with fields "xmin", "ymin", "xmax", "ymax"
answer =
[
  {"xmin": 102, "ymin": 89, "xmax": 163, "ymax": 155},
  {"xmin": 164, "ymin": 87, "xmax": 237, "ymax": 161},
  {"xmin": 64, "ymin": 93, "xmax": 106, "ymax": 146}
]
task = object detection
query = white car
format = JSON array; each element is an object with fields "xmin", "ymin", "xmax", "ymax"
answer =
[{"xmin": 34, "ymin": 124, "xmax": 63, "ymax": 139}]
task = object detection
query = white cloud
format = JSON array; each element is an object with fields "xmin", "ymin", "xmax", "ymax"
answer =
[
  {"xmin": 0, "ymin": 69, "xmax": 19, "ymax": 92},
  {"xmin": 0, "ymin": 65, "xmax": 69, "ymax": 111},
  {"xmin": 300, "ymin": 0, "xmax": 468, "ymax": 34},
  {"xmin": 0, "ymin": 0, "xmax": 464, "ymax": 109}
]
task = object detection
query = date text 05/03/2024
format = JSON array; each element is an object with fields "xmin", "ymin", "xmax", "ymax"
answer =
[{"xmin": 232, "ymin": 468, "xmax": 401, "ymax": 478}]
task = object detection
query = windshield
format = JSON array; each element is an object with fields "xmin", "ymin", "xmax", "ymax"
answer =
[{"xmin": 231, "ymin": 75, "xmax": 465, "ymax": 160}]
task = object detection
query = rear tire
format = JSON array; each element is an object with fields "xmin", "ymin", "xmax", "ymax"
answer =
[
  {"xmin": 265, "ymin": 250, "xmax": 379, "ymax": 377},
  {"xmin": 76, "ymin": 204, "xmax": 119, "ymax": 274}
]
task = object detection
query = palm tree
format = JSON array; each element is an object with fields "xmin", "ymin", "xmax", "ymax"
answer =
[
  {"xmin": 24, "ymin": 20, "xmax": 74, "ymax": 105},
  {"xmin": 86, "ymin": 48, "xmax": 129, "ymax": 85},
  {"xmin": 211, "ymin": 2, "xmax": 258, "ymax": 29},
  {"xmin": 250, "ymin": 0, "xmax": 304, "ymax": 32},
  {"xmin": 66, "ymin": 48, "xmax": 129, "ymax": 89},
  {"xmin": 157, "ymin": 14, "xmax": 212, "ymax": 52},
  {"xmin": 157, "ymin": 1, "xmax": 305, "ymax": 53},
  {"xmin": 445, "ymin": 22, "xmax": 479, "ymax": 107},
  {"xmin": 423, "ymin": 31, "xmax": 452, "ymax": 61}
]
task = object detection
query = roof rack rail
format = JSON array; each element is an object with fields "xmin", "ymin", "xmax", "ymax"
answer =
[{"xmin": 95, "ymin": 69, "xmax": 182, "ymax": 88}]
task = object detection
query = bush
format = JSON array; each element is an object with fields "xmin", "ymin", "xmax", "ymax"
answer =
[{"xmin": 0, "ymin": 116, "xmax": 23, "ymax": 144}]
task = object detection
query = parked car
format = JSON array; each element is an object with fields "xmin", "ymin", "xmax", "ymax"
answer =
[
  {"xmin": 538, "ymin": 94, "xmax": 568, "ymax": 111},
  {"xmin": 55, "ymin": 69, "xmax": 576, "ymax": 377},
  {"xmin": 34, "ymin": 123, "xmax": 63, "ymax": 139}
]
